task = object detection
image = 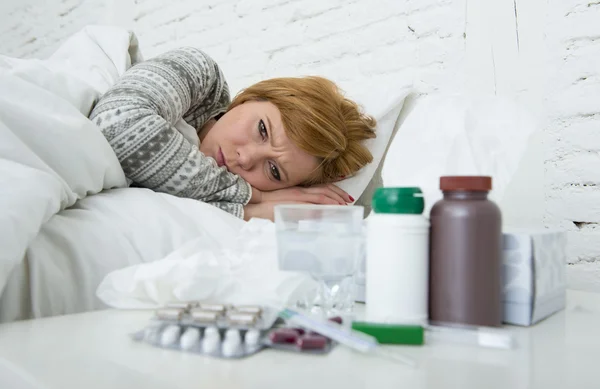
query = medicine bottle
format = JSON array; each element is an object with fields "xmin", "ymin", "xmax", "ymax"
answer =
[
  {"xmin": 366, "ymin": 187, "xmax": 429, "ymax": 324},
  {"xmin": 429, "ymin": 176, "xmax": 502, "ymax": 327}
]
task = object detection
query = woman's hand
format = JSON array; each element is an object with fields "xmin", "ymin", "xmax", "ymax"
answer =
[
  {"xmin": 261, "ymin": 184, "xmax": 353, "ymax": 205},
  {"xmin": 248, "ymin": 186, "xmax": 263, "ymax": 204},
  {"xmin": 245, "ymin": 184, "xmax": 354, "ymax": 221}
]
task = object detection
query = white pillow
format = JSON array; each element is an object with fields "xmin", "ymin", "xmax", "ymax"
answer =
[
  {"xmin": 382, "ymin": 94, "xmax": 537, "ymax": 218},
  {"xmin": 335, "ymin": 82, "xmax": 412, "ymax": 214}
]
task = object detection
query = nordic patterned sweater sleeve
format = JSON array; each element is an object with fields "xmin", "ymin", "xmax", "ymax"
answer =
[{"xmin": 89, "ymin": 47, "xmax": 251, "ymax": 219}]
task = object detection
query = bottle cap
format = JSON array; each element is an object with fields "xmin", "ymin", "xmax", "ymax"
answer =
[
  {"xmin": 372, "ymin": 187, "xmax": 424, "ymax": 214},
  {"xmin": 440, "ymin": 176, "xmax": 492, "ymax": 192}
]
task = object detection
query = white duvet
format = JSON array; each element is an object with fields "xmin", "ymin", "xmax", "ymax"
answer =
[{"xmin": 0, "ymin": 26, "xmax": 245, "ymax": 322}]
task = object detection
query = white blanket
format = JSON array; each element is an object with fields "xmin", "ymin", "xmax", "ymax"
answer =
[
  {"xmin": 0, "ymin": 26, "xmax": 245, "ymax": 321},
  {"xmin": 0, "ymin": 26, "xmax": 134, "ymax": 294}
]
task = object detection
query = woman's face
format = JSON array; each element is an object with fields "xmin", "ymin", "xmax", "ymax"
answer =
[{"xmin": 199, "ymin": 101, "xmax": 320, "ymax": 191}]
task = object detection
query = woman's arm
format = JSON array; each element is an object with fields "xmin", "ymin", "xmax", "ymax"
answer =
[
  {"xmin": 89, "ymin": 47, "xmax": 251, "ymax": 218},
  {"xmin": 243, "ymin": 184, "xmax": 353, "ymax": 221}
]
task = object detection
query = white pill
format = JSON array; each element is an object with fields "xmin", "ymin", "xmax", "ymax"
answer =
[
  {"xmin": 225, "ymin": 329, "xmax": 241, "ymax": 344},
  {"xmin": 160, "ymin": 325, "xmax": 181, "ymax": 346},
  {"xmin": 143, "ymin": 327, "xmax": 159, "ymax": 343},
  {"xmin": 221, "ymin": 339, "xmax": 241, "ymax": 357},
  {"xmin": 204, "ymin": 326, "xmax": 220, "ymax": 340},
  {"xmin": 244, "ymin": 329, "xmax": 261, "ymax": 346},
  {"xmin": 202, "ymin": 335, "xmax": 220, "ymax": 354},
  {"xmin": 180, "ymin": 327, "xmax": 201, "ymax": 350}
]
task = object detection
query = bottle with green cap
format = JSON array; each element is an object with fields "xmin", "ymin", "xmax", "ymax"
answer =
[{"xmin": 366, "ymin": 187, "xmax": 429, "ymax": 325}]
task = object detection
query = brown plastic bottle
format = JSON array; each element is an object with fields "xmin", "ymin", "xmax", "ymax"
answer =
[{"xmin": 429, "ymin": 176, "xmax": 502, "ymax": 327}]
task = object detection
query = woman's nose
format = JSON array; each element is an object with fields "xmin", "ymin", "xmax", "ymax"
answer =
[{"xmin": 237, "ymin": 146, "xmax": 257, "ymax": 171}]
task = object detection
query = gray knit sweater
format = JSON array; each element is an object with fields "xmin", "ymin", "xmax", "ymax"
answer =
[{"xmin": 89, "ymin": 47, "xmax": 252, "ymax": 218}]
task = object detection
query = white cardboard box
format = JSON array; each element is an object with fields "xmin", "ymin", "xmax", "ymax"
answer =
[{"xmin": 502, "ymin": 230, "xmax": 567, "ymax": 326}]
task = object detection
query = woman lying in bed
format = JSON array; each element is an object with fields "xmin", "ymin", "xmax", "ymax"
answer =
[{"xmin": 90, "ymin": 47, "xmax": 376, "ymax": 220}]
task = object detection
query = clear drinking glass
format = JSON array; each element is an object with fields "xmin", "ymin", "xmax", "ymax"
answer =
[{"xmin": 274, "ymin": 205, "xmax": 364, "ymax": 317}]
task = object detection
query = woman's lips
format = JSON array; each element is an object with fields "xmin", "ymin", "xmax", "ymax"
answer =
[{"xmin": 216, "ymin": 148, "xmax": 226, "ymax": 168}]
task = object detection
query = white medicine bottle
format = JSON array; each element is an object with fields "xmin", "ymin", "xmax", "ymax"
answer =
[{"xmin": 366, "ymin": 187, "xmax": 429, "ymax": 324}]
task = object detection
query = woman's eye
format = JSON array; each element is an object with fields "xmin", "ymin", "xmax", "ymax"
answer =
[
  {"xmin": 259, "ymin": 120, "xmax": 280, "ymax": 181},
  {"xmin": 258, "ymin": 119, "xmax": 267, "ymax": 139},
  {"xmin": 269, "ymin": 161, "xmax": 281, "ymax": 181}
]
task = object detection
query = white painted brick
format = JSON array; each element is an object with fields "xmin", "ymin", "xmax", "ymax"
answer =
[
  {"xmin": 234, "ymin": 0, "xmax": 303, "ymax": 16},
  {"xmin": 356, "ymin": 43, "xmax": 418, "ymax": 76},
  {"xmin": 261, "ymin": 17, "xmax": 413, "ymax": 69},
  {"xmin": 546, "ymin": 0, "xmax": 600, "ymax": 284},
  {"xmin": 134, "ymin": 0, "xmax": 167, "ymax": 18},
  {"xmin": 546, "ymin": 187, "xmax": 600, "ymax": 224},
  {"xmin": 546, "ymin": 77, "xmax": 600, "ymax": 119},
  {"xmin": 219, "ymin": 53, "xmax": 271, "ymax": 81},
  {"xmin": 0, "ymin": 0, "xmax": 107, "ymax": 58},
  {"xmin": 272, "ymin": 54, "xmax": 365, "ymax": 82},
  {"xmin": 546, "ymin": 152, "xmax": 600, "ymax": 188},
  {"xmin": 550, "ymin": 3, "xmax": 600, "ymax": 41},
  {"xmin": 568, "ymin": 261, "xmax": 600, "ymax": 293},
  {"xmin": 186, "ymin": 17, "xmax": 260, "ymax": 48},
  {"xmin": 406, "ymin": 0, "xmax": 455, "ymax": 13},
  {"xmin": 405, "ymin": 1, "xmax": 463, "ymax": 38},
  {"xmin": 551, "ymin": 45, "xmax": 600, "ymax": 91},
  {"xmin": 235, "ymin": 0, "xmax": 304, "ymax": 23},
  {"xmin": 547, "ymin": 118, "xmax": 600, "ymax": 153},
  {"xmin": 134, "ymin": 1, "xmax": 200, "ymax": 31},
  {"xmin": 227, "ymin": 22, "xmax": 308, "ymax": 57},
  {"xmin": 197, "ymin": 44, "xmax": 232, "ymax": 65},
  {"xmin": 298, "ymin": 1, "xmax": 408, "ymax": 40},
  {"xmin": 291, "ymin": 0, "xmax": 350, "ymax": 21},
  {"xmin": 416, "ymin": 35, "xmax": 464, "ymax": 66},
  {"xmin": 566, "ymin": 227, "xmax": 600, "ymax": 263},
  {"xmin": 546, "ymin": 0, "xmax": 600, "ymax": 275},
  {"xmin": 554, "ymin": 0, "xmax": 598, "ymax": 14},
  {"xmin": 139, "ymin": 24, "xmax": 179, "ymax": 51},
  {"xmin": 175, "ymin": 3, "xmax": 237, "ymax": 34}
]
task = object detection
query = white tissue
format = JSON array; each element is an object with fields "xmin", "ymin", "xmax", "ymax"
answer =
[{"xmin": 96, "ymin": 219, "xmax": 317, "ymax": 309}]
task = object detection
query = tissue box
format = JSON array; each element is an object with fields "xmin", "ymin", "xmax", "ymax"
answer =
[{"xmin": 502, "ymin": 230, "xmax": 567, "ymax": 326}]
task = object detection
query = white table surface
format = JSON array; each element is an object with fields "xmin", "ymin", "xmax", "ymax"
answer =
[{"xmin": 1, "ymin": 290, "xmax": 599, "ymax": 389}]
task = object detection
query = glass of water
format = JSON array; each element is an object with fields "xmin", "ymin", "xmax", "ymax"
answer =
[{"xmin": 274, "ymin": 205, "xmax": 365, "ymax": 317}]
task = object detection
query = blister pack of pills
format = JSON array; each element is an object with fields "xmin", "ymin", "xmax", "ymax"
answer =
[
  {"xmin": 154, "ymin": 302, "xmax": 278, "ymax": 330},
  {"xmin": 132, "ymin": 322, "xmax": 267, "ymax": 358},
  {"xmin": 132, "ymin": 302, "xmax": 341, "ymax": 359},
  {"xmin": 131, "ymin": 302, "xmax": 278, "ymax": 359},
  {"xmin": 262, "ymin": 316, "xmax": 342, "ymax": 355}
]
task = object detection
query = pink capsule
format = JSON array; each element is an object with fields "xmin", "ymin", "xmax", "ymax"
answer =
[
  {"xmin": 269, "ymin": 328, "xmax": 299, "ymax": 344},
  {"xmin": 291, "ymin": 327, "xmax": 306, "ymax": 336},
  {"xmin": 297, "ymin": 335, "xmax": 328, "ymax": 350},
  {"xmin": 328, "ymin": 316, "xmax": 343, "ymax": 325}
]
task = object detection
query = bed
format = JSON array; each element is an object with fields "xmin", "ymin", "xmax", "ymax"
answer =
[{"xmin": 0, "ymin": 26, "xmax": 412, "ymax": 322}]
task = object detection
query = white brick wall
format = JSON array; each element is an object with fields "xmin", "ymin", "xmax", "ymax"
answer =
[
  {"xmin": 1, "ymin": 0, "xmax": 599, "ymax": 291},
  {"xmin": 544, "ymin": 0, "xmax": 600, "ymax": 290},
  {"xmin": 0, "ymin": 0, "xmax": 465, "ymax": 92}
]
